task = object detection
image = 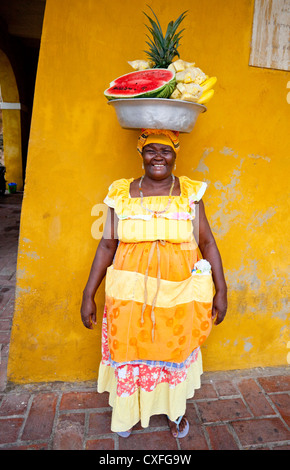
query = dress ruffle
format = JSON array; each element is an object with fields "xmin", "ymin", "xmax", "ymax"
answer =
[{"xmin": 104, "ymin": 176, "xmax": 207, "ymax": 221}]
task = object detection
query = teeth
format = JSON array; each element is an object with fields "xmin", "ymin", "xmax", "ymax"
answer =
[{"xmin": 153, "ymin": 164, "xmax": 165, "ymax": 167}]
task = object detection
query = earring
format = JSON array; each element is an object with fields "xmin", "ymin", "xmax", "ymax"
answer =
[{"xmin": 142, "ymin": 162, "xmax": 144, "ymax": 169}]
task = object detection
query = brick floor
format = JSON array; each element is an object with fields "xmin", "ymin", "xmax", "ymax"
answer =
[{"xmin": 0, "ymin": 192, "xmax": 289, "ymax": 450}]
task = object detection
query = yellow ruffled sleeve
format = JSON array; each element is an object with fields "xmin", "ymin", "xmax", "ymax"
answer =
[
  {"xmin": 103, "ymin": 178, "xmax": 133, "ymax": 209},
  {"xmin": 180, "ymin": 176, "xmax": 207, "ymax": 205}
]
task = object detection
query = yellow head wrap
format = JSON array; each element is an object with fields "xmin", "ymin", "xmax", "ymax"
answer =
[{"xmin": 137, "ymin": 129, "xmax": 180, "ymax": 157}]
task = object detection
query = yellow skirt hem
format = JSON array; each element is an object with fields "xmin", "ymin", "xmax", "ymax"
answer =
[{"xmin": 97, "ymin": 351, "xmax": 203, "ymax": 433}]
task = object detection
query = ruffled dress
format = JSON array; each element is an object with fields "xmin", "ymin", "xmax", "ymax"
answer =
[{"xmin": 97, "ymin": 176, "xmax": 214, "ymax": 432}]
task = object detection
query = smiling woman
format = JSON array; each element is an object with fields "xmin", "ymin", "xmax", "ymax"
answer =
[
  {"xmin": 81, "ymin": 128, "xmax": 227, "ymax": 439},
  {"xmin": 143, "ymin": 141, "xmax": 176, "ymax": 177}
]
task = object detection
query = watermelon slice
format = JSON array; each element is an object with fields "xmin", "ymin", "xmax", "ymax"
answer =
[{"xmin": 104, "ymin": 69, "xmax": 176, "ymax": 100}]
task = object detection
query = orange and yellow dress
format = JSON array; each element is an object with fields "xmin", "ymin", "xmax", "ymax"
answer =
[{"xmin": 97, "ymin": 176, "xmax": 214, "ymax": 432}]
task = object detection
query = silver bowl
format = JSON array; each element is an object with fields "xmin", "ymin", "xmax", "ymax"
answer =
[{"xmin": 107, "ymin": 98, "xmax": 206, "ymax": 133}]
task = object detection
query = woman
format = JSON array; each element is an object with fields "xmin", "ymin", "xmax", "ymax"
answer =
[{"xmin": 81, "ymin": 129, "xmax": 227, "ymax": 439}]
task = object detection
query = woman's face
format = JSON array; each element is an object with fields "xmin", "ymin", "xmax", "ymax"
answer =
[{"xmin": 142, "ymin": 143, "xmax": 176, "ymax": 180}]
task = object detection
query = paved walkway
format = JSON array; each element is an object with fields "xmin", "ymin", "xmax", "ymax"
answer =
[{"xmin": 0, "ymin": 192, "xmax": 289, "ymax": 450}]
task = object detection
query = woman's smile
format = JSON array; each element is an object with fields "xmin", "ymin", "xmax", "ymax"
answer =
[
  {"xmin": 142, "ymin": 143, "xmax": 176, "ymax": 179},
  {"xmin": 152, "ymin": 163, "xmax": 166, "ymax": 168}
]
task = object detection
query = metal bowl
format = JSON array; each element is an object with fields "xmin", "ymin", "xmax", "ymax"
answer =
[{"xmin": 108, "ymin": 98, "xmax": 206, "ymax": 133}]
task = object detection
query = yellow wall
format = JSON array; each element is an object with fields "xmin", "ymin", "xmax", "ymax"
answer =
[
  {"xmin": 0, "ymin": 50, "xmax": 23, "ymax": 189},
  {"xmin": 8, "ymin": 0, "xmax": 289, "ymax": 383}
]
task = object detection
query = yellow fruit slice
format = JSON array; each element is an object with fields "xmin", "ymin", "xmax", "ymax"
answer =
[
  {"xmin": 171, "ymin": 59, "xmax": 196, "ymax": 72},
  {"xmin": 175, "ymin": 70, "xmax": 187, "ymax": 82},
  {"xmin": 170, "ymin": 88, "xmax": 182, "ymax": 99},
  {"xmin": 176, "ymin": 69, "xmax": 195, "ymax": 83},
  {"xmin": 127, "ymin": 60, "xmax": 152, "ymax": 70},
  {"xmin": 176, "ymin": 67, "xmax": 207, "ymax": 84},
  {"xmin": 168, "ymin": 63, "xmax": 176, "ymax": 73},
  {"xmin": 176, "ymin": 83, "xmax": 186, "ymax": 94},
  {"xmin": 183, "ymin": 72, "xmax": 193, "ymax": 83},
  {"xmin": 180, "ymin": 92, "xmax": 198, "ymax": 102},
  {"xmin": 172, "ymin": 59, "xmax": 186, "ymax": 72},
  {"xmin": 201, "ymin": 76, "xmax": 217, "ymax": 92},
  {"xmin": 184, "ymin": 83, "xmax": 202, "ymax": 94},
  {"xmin": 197, "ymin": 89, "xmax": 214, "ymax": 104},
  {"xmin": 183, "ymin": 60, "xmax": 196, "ymax": 69}
]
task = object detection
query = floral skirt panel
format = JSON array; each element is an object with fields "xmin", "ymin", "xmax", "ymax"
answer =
[{"xmin": 97, "ymin": 307, "xmax": 203, "ymax": 432}]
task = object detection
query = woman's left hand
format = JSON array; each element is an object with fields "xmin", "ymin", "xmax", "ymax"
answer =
[{"xmin": 212, "ymin": 290, "xmax": 227, "ymax": 325}]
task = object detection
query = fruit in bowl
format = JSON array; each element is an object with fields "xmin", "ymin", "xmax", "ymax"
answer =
[{"xmin": 104, "ymin": 7, "xmax": 217, "ymax": 106}]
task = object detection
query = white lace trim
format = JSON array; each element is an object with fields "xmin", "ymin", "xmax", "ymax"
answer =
[{"xmin": 103, "ymin": 181, "xmax": 207, "ymax": 219}]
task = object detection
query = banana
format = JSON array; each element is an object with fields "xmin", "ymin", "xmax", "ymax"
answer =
[
  {"xmin": 201, "ymin": 76, "xmax": 217, "ymax": 92},
  {"xmin": 197, "ymin": 88, "xmax": 214, "ymax": 104}
]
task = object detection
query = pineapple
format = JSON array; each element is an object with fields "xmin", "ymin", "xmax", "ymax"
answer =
[
  {"xmin": 128, "ymin": 59, "xmax": 153, "ymax": 70},
  {"xmin": 171, "ymin": 59, "xmax": 195, "ymax": 72},
  {"xmin": 140, "ymin": 7, "xmax": 217, "ymax": 105},
  {"xmin": 143, "ymin": 7, "xmax": 187, "ymax": 69}
]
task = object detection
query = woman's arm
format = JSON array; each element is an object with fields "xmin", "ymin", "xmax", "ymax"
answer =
[
  {"xmin": 195, "ymin": 200, "xmax": 227, "ymax": 325},
  {"xmin": 81, "ymin": 208, "xmax": 118, "ymax": 329}
]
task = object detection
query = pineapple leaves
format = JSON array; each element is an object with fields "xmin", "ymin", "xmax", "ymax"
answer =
[
  {"xmin": 144, "ymin": 5, "xmax": 164, "ymax": 35},
  {"xmin": 143, "ymin": 6, "xmax": 187, "ymax": 68}
]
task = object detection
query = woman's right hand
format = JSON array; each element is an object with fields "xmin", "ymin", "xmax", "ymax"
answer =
[
  {"xmin": 81, "ymin": 294, "xmax": 97, "ymax": 329},
  {"xmin": 80, "ymin": 209, "xmax": 119, "ymax": 330}
]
